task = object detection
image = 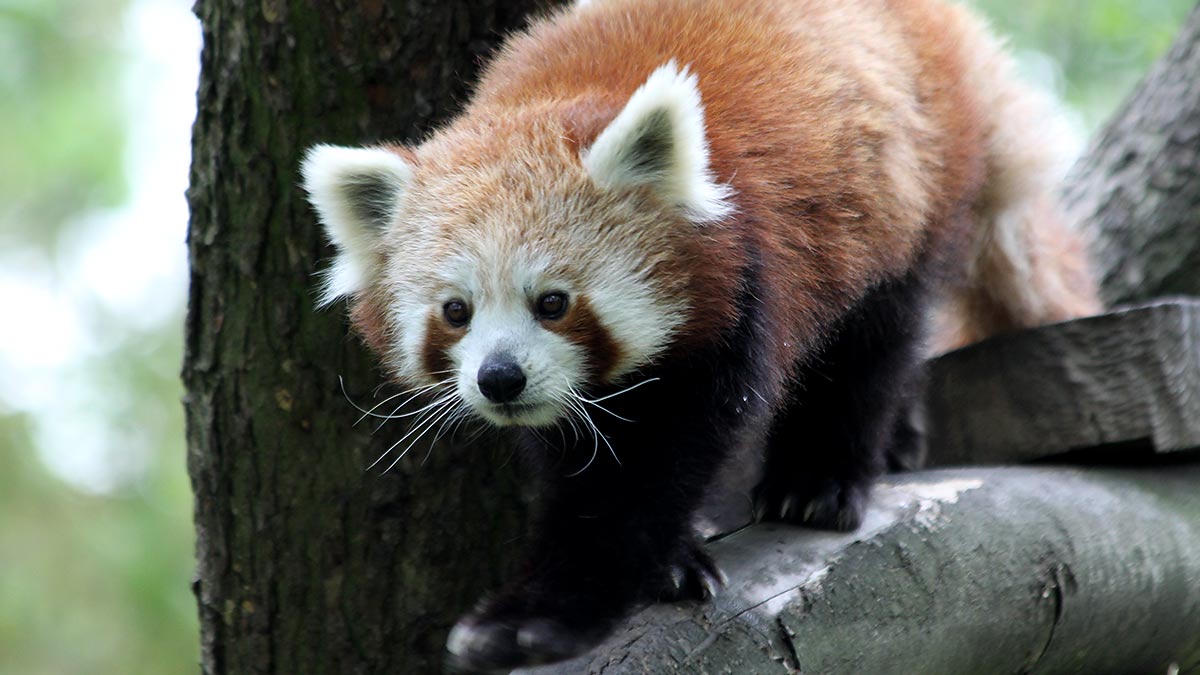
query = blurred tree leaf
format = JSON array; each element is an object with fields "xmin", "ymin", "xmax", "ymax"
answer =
[
  {"xmin": 967, "ymin": 0, "xmax": 1197, "ymax": 129},
  {"xmin": 0, "ymin": 0, "xmax": 131, "ymax": 251}
]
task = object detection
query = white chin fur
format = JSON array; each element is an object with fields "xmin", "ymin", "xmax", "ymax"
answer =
[{"xmin": 474, "ymin": 400, "xmax": 564, "ymax": 428}]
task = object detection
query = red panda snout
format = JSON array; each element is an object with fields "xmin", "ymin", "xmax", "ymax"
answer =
[
  {"xmin": 476, "ymin": 354, "xmax": 527, "ymax": 404},
  {"xmin": 448, "ymin": 296, "xmax": 592, "ymax": 428}
]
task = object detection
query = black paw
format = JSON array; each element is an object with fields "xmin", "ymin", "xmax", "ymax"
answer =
[
  {"xmin": 755, "ymin": 476, "xmax": 870, "ymax": 532},
  {"xmin": 656, "ymin": 540, "xmax": 727, "ymax": 602},
  {"xmin": 445, "ymin": 604, "xmax": 608, "ymax": 673}
]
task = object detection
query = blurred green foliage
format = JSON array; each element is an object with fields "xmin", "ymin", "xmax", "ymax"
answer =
[
  {"xmin": 968, "ymin": 0, "xmax": 1198, "ymax": 130},
  {"xmin": 0, "ymin": 1, "xmax": 1193, "ymax": 675},
  {"xmin": 0, "ymin": 0, "xmax": 196, "ymax": 674},
  {"xmin": 0, "ymin": 0, "xmax": 131, "ymax": 250}
]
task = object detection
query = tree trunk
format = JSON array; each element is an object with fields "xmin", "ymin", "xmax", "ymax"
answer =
[
  {"xmin": 1063, "ymin": 3, "xmax": 1200, "ymax": 306},
  {"xmin": 184, "ymin": 2, "xmax": 563, "ymax": 673}
]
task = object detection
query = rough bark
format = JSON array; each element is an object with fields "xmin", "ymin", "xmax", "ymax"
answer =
[
  {"xmin": 184, "ymin": 2, "xmax": 563, "ymax": 674},
  {"xmin": 1063, "ymin": 3, "xmax": 1200, "ymax": 306}
]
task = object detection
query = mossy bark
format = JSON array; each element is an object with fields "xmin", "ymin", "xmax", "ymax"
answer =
[{"xmin": 184, "ymin": 2, "xmax": 563, "ymax": 673}]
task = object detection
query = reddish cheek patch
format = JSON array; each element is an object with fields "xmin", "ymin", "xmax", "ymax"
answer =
[
  {"xmin": 350, "ymin": 296, "xmax": 390, "ymax": 356},
  {"xmin": 422, "ymin": 311, "xmax": 463, "ymax": 378},
  {"xmin": 546, "ymin": 295, "xmax": 621, "ymax": 383}
]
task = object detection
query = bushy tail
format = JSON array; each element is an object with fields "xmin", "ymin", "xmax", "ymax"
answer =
[{"xmin": 930, "ymin": 9, "xmax": 1102, "ymax": 353}]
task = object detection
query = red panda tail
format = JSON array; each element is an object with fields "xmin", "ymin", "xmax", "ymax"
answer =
[{"xmin": 930, "ymin": 8, "xmax": 1102, "ymax": 354}]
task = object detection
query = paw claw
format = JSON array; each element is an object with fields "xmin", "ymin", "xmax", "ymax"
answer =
[
  {"xmin": 446, "ymin": 607, "xmax": 607, "ymax": 672},
  {"xmin": 758, "ymin": 477, "xmax": 870, "ymax": 532},
  {"xmin": 669, "ymin": 565, "xmax": 687, "ymax": 591},
  {"xmin": 716, "ymin": 566, "xmax": 730, "ymax": 587},
  {"xmin": 802, "ymin": 500, "xmax": 817, "ymax": 522},
  {"xmin": 779, "ymin": 494, "xmax": 797, "ymax": 520},
  {"xmin": 659, "ymin": 541, "xmax": 726, "ymax": 602}
]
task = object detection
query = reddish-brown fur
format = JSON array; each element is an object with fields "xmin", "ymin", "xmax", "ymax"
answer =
[
  {"xmin": 544, "ymin": 295, "xmax": 623, "ymax": 382},
  {"xmin": 422, "ymin": 311, "xmax": 461, "ymax": 377},
  {"xmin": 346, "ymin": 0, "xmax": 1098, "ymax": 392},
  {"xmin": 454, "ymin": 0, "xmax": 992, "ymax": 383}
]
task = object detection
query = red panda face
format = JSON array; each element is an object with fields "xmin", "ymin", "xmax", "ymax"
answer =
[
  {"xmin": 303, "ymin": 62, "xmax": 732, "ymax": 428},
  {"xmin": 416, "ymin": 245, "xmax": 619, "ymax": 427},
  {"xmin": 375, "ymin": 152, "xmax": 688, "ymax": 427}
]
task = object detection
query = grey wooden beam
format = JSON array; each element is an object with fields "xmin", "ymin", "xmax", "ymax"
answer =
[
  {"xmin": 520, "ymin": 466, "xmax": 1200, "ymax": 675},
  {"xmin": 924, "ymin": 298, "xmax": 1200, "ymax": 467}
]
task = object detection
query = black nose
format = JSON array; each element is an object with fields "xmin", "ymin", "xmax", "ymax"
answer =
[{"xmin": 477, "ymin": 357, "xmax": 526, "ymax": 403}]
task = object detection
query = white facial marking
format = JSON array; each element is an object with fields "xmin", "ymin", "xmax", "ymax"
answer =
[{"xmin": 440, "ymin": 250, "xmax": 586, "ymax": 427}]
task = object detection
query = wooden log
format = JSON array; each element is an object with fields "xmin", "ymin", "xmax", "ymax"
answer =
[{"xmin": 924, "ymin": 298, "xmax": 1200, "ymax": 467}]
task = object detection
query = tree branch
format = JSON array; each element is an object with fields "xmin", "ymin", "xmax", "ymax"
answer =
[
  {"xmin": 521, "ymin": 465, "xmax": 1200, "ymax": 674},
  {"xmin": 1063, "ymin": 3, "xmax": 1200, "ymax": 306}
]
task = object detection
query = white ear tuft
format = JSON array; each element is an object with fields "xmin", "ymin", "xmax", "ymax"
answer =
[
  {"xmin": 301, "ymin": 144, "xmax": 413, "ymax": 306},
  {"xmin": 581, "ymin": 61, "xmax": 733, "ymax": 223}
]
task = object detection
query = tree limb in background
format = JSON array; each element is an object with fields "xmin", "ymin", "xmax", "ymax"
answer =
[{"xmin": 1063, "ymin": 3, "xmax": 1200, "ymax": 305}]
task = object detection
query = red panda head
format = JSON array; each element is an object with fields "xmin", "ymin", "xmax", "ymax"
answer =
[{"xmin": 302, "ymin": 62, "xmax": 732, "ymax": 427}]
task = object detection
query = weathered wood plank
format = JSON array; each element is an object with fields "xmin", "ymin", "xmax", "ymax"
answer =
[{"xmin": 924, "ymin": 298, "xmax": 1200, "ymax": 467}]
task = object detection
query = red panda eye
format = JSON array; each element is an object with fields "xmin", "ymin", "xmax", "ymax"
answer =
[
  {"xmin": 536, "ymin": 292, "xmax": 568, "ymax": 320},
  {"xmin": 443, "ymin": 300, "xmax": 470, "ymax": 327}
]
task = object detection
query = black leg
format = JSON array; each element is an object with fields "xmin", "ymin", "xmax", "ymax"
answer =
[
  {"xmin": 442, "ymin": 247, "xmax": 808, "ymax": 672},
  {"xmin": 756, "ymin": 271, "xmax": 932, "ymax": 531},
  {"xmin": 445, "ymin": 436, "xmax": 725, "ymax": 672},
  {"xmin": 446, "ymin": 385, "xmax": 758, "ymax": 672},
  {"xmin": 446, "ymin": 302, "xmax": 775, "ymax": 673}
]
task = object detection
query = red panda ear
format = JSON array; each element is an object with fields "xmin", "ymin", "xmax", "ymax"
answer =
[
  {"xmin": 581, "ymin": 61, "xmax": 733, "ymax": 223},
  {"xmin": 300, "ymin": 144, "xmax": 413, "ymax": 306}
]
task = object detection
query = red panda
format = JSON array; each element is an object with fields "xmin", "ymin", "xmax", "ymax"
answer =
[{"xmin": 301, "ymin": 0, "xmax": 1100, "ymax": 670}]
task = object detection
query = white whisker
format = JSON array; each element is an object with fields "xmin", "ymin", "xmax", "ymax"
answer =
[
  {"xmin": 562, "ymin": 384, "xmax": 620, "ymax": 476},
  {"xmin": 564, "ymin": 423, "xmax": 599, "ymax": 477},
  {"xmin": 552, "ymin": 392, "xmax": 583, "ymax": 440},
  {"xmin": 368, "ymin": 393, "xmax": 457, "ymax": 470},
  {"xmin": 421, "ymin": 401, "xmax": 473, "ymax": 466},
  {"xmin": 575, "ymin": 393, "xmax": 635, "ymax": 423},
  {"xmin": 578, "ymin": 376, "xmax": 661, "ymax": 404},
  {"xmin": 380, "ymin": 396, "xmax": 461, "ymax": 474},
  {"xmin": 553, "ymin": 416, "xmax": 569, "ymax": 448},
  {"xmin": 442, "ymin": 406, "xmax": 475, "ymax": 444},
  {"xmin": 367, "ymin": 380, "xmax": 457, "ymax": 431},
  {"xmin": 568, "ymin": 384, "xmax": 622, "ymax": 466},
  {"xmin": 339, "ymin": 374, "xmax": 455, "ymax": 425},
  {"xmin": 372, "ymin": 382, "xmax": 457, "ymax": 423}
]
